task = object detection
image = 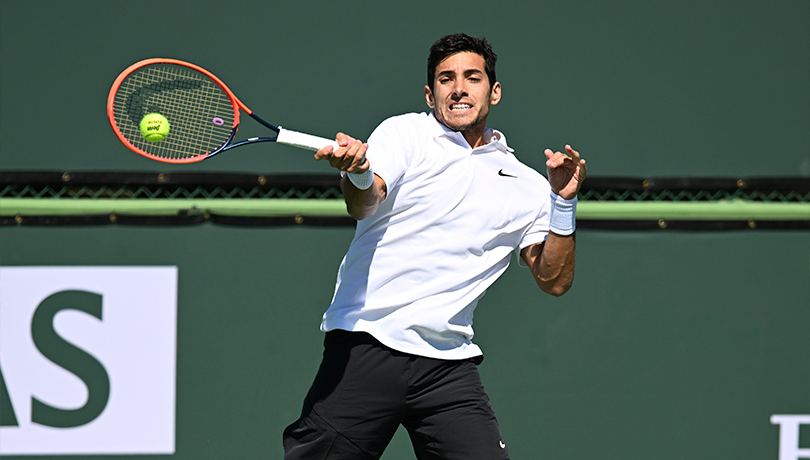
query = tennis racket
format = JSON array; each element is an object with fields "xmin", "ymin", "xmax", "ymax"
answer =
[{"xmin": 107, "ymin": 58, "xmax": 339, "ymax": 164}]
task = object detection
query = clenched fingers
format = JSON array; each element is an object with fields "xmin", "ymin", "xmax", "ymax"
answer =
[{"xmin": 315, "ymin": 132, "xmax": 369, "ymax": 173}]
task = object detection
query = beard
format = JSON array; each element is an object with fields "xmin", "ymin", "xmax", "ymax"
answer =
[{"xmin": 435, "ymin": 106, "xmax": 489, "ymax": 133}]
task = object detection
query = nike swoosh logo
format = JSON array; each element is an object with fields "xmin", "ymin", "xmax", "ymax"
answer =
[
  {"xmin": 498, "ymin": 169, "xmax": 517, "ymax": 178},
  {"xmin": 500, "ymin": 440, "xmax": 507, "ymax": 449}
]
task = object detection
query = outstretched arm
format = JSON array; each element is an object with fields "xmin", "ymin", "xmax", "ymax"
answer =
[
  {"xmin": 521, "ymin": 145, "xmax": 587, "ymax": 296},
  {"xmin": 314, "ymin": 133, "xmax": 387, "ymax": 220}
]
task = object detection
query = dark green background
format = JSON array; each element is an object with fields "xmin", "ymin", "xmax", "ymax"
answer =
[
  {"xmin": 1, "ymin": 0, "xmax": 808, "ymax": 459},
  {"xmin": 0, "ymin": 0, "xmax": 808, "ymax": 176}
]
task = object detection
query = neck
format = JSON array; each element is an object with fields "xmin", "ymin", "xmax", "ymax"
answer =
[
  {"xmin": 434, "ymin": 114, "xmax": 488, "ymax": 148},
  {"xmin": 461, "ymin": 125, "xmax": 487, "ymax": 148}
]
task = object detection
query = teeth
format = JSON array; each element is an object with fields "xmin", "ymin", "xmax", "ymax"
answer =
[{"xmin": 451, "ymin": 104, "xmax": 471, "ymax": 110}]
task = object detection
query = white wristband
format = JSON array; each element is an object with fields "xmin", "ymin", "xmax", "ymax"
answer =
[
  {"xmin": 549, "ymin": 192, "xmax": 577, "ymax": 235},
  {"xmin": 347, "ymin": 167, "xmax": 374, "ymax": 190}
]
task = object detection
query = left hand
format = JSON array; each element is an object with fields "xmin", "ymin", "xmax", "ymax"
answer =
[{"xmin": 545, "ymin": 145, "xmax": 587, "ymax": 200}]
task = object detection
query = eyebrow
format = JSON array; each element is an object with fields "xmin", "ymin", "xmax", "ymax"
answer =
[{"xmin": 437, "ymin": 68, "xmax": 485, "ymax": 78}]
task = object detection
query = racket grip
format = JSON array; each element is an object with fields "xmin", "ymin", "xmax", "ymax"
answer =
[{"xmin": 277, "ymin": 128, "xmax": 339, "ymax": 152}]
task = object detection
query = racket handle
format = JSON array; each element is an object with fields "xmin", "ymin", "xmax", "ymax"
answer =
[{"xmin": 277, "ymin": 128, "xmax": 339, "ymax": 152}]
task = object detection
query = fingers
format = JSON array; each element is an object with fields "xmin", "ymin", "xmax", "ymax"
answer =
[
  {"xmin": 577, "ymin": 158, "xmax": 587, "ymax": 181},
  {"xmin": 314, "ymin": 132, "xmax": 351, "ymax": 159},
  {"xmin": 544, "ymin": 147, "xmax": 570, "ymax": 169},
  {"xmin": 314, "ymin": 132, "xmax": 369, "ymax": 173},
  {"xmin": 545, "ymin": 145, "xmax": 584, "ymax": 170},
  {"xmin": 565, "ymin": 145, "xmax": 580, "ymax": 163},
  {"xmin": 565, "ymin": 145, "xmax": 587, "ymax": 180},
  {"xmin": 313, "ymin": 145, "xmax": 332, "ymax": 161}
]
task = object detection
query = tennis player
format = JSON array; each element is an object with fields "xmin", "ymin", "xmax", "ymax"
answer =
[{"xmin": 284, "ymin": 33, "xmax": 586, "ymax": 460}]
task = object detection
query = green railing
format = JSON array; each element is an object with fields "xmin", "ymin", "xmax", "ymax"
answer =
[{"xmin": 1, "ymin": 172, "xmax": 808, "ymax": 229}]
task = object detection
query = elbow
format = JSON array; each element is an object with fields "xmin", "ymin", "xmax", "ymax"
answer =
[
  {"xmin": 532, "ymin": 262, "xmax": 575, "ymax": 297},
  {"xmin": 546, "ymin": 284, "xmax": 572, "ymax": 297},
  {"xmin": 341, "ymin": 177, "xmax": 384, "ymax": 221},
  {"xmin": 348, "ymin": 212, "xmax": 363, "ymax": 221},
  {"xmin": 346, "ymin": 201, "xmax": 377, "ymax": 221},
  {"xmin": 537, "ymin": 279, "xmax": 573, "ymax": 297}
]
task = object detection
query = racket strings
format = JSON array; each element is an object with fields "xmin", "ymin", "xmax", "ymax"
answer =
[{"xmin": 112, "ymin": 63, "xmax": 236, "ymax": 161}]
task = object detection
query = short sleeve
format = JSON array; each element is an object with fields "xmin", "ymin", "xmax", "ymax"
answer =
[
  {"xmin": 516, "ymin": 194, "xmax": 551, "ymax": 268},
  {"xmin": 365, "ymin": 114, "xmax": 423, "ymax": 193}
]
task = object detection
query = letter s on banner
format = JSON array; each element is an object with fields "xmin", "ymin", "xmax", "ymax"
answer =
[{"xmin": 0, "ymin": 266, "xmax": 177, "ymax": 455}]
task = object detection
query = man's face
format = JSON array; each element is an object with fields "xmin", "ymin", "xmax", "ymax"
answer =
[{"xmin": 425, "ymin": 52, "xmax": 501, "ymax": 141}]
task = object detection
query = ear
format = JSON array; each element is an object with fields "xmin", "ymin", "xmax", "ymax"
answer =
[
  {"xmin": 424, "ymin": 85, "xmax": 435, "ymax": 109},
  {"xmin": 489, "ymin": 81, "xmax": 502, "ymax": 106}
]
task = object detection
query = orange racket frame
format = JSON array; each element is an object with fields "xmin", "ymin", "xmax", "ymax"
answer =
[{"xmin": 107, "ymin": 58, "xmax": 338, "ymax": 164}]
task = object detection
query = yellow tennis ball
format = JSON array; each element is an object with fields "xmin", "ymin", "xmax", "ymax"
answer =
[{"xmin": 140, "ymin": 113, "xmax": 170, "ymax": 143}]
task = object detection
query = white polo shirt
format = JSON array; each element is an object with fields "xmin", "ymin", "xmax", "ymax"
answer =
[{"xmin": 321, "ymin": 112, "xmax": 552, "ymax": 360}]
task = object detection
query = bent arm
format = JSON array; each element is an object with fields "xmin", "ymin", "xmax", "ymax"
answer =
[
  {"xmin": 314, "ymin": 132, "xmax": 388, "ymax": 220},
  {"xmin": 520, "ymin": 232, "xmax": 576, "ymax": 297},
  {"xmin": 522, "ymin": 143, "xmax": 586, "ymax": 296}
]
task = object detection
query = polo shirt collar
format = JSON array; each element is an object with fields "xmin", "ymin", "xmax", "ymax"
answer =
[{"xmin": 428, "ymin": 111, "xmax": 514, "ymax": 154}]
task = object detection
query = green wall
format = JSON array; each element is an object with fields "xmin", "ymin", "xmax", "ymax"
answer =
[
  {"xmin": 1, "ymin": 0, "xmax": 808, "ymax": 176},
  {"xmin": 1, "ymin": 0, "xmax": 808, "ymax": 458},
  {"xmin": 0, "ymin": 228, "xmax": 807, "ymax": 458}
]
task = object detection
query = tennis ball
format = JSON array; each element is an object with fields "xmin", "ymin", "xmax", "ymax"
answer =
[{"xmin": 140, "ymin": 113, "xmax": 170, "ymax": 143}]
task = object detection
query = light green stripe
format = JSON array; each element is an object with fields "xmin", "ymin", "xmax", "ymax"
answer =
[
  {"xmin": 577, "ymin": 200, "xmax": 810, "ymax": 220},
  {"xmin": 0, "ymin": 198, "xmax": 349, "ymax": 217},
  {"xmin": 0, "ymin": 198, "xmax": 808, "ymax": 220}
]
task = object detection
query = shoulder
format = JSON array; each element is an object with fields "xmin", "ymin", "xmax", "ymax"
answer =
[
  {"xmin": 369, "ymin": 112, "xmax": 433, "ymax": 147},
  {"xmin": 387, "ymin": 112, "xmax": 431, "ymax": 123},
  {"xmin": 375, "ymin": 112, "xmax": 431, "ymax": 131},
  {"xmin": 365, "ymin": 113, "xmax": 433, "ymax": 183}
]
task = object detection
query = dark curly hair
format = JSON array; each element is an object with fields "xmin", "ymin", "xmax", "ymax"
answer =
[{"xmin": 427, "ymin": 33, "xmax": 498, "ymax": 91}]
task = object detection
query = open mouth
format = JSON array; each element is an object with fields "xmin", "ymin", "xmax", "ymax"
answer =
[{"xmin": 450, "ymin": 103, "xmax": 472, "ymax": 111}]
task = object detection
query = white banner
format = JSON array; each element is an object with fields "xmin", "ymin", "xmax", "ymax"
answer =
[{"xmin": 0, "ymin": 266, "xmax": 177, "ymax": 455}]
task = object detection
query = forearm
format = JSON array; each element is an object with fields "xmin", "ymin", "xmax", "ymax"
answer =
[
  {"xmin": 532, "ymin": 232, "xmax": 576, "ymax": 296},
  {"xmin": 341, "ymin": 174, "xmax": 386, "ymax": 220},
  {"xmin": 528, "ymin": 189, "xmax": 579, "ymax": 296}
]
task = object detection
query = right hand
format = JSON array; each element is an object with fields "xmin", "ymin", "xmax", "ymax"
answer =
[{"xmin": 314, "ymin": 132, "xmax": 369, "ymax": 173}]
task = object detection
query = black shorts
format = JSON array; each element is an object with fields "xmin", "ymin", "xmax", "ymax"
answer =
[{"xmin": 283, "ymin": 330, "xmax": 509, "ymax": 460}]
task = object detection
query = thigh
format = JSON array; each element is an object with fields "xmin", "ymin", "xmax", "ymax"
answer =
[
  {"xmin": 283, "ymin": 331, "xmax": 407, "ymax": 460},
  {"xmin": 403, "ymin": 359, "xmax": 510, "ymax": 460}
]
